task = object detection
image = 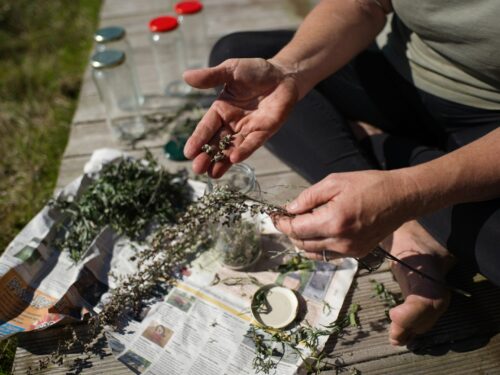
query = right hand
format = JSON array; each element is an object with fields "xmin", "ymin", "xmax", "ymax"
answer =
[{"xmin": 183, "ymin": 58, "xmax": 299, "ymax": 178}]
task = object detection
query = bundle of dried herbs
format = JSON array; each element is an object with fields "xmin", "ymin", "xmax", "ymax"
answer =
[{"xmin": 50, "ymin": 151, "xmax": 191, "ymax": 261}]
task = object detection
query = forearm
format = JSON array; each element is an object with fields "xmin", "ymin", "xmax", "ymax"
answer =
[
  {"xmin": 400, "ymin": 128, "xmax": 500, "ymax": 218},
  {"xmin": 270, "ymin": 0, "xmax": 391, "ymax": 98}
]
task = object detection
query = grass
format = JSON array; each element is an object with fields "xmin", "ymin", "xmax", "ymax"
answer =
[{"xmin": 0, "ymin": 1, "xmax": 101, "ymax": 373}]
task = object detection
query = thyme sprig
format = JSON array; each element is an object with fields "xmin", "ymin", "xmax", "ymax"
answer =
[{"xmin": 246, "ymin": 304, "xmax": 360, "ymax": 374}]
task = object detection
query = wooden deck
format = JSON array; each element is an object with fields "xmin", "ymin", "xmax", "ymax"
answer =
[{"xmin": 12, "ymin": 0, "xmax": 500, "ymax": 374}]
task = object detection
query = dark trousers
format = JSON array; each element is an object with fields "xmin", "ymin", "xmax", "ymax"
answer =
[{"xmin": 208, "ymin": 31, "xmax": 500, "ymax": 286}]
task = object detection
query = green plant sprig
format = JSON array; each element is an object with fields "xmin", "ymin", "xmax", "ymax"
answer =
[
  {"xmin": 370, "ymin": 279, "xmax": 401, "ymax": 319},
  {"xmin": 247, "ymin": 304, "xmax": 360, "ymax": 374}
]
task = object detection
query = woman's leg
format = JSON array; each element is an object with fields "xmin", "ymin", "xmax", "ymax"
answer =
[{"xmin": 208, "ymin": 31, "xmax": 437, "ymax": 181}]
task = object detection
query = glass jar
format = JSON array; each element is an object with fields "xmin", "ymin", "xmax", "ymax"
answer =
[
  {"xmin": 94, "ymin": 26, "xmax": 144, "ymax": 105},
  {"xmin": 174, "ymin": 1, "xmax": 208, "ymax": 69},
  {"xmin": 149, "ymin": 16, "xmax": 189, "ymax": 96},
  {"xmin": 206, "ymin": 163, "xmax": 261, "ymax": 198},
  {"xmin": 91, "ymin": 50, "xmax": 145, "ymax": 140},
  {"xmin": 215, "ymin": 215, "xmax": 262, "ymax": 270}
]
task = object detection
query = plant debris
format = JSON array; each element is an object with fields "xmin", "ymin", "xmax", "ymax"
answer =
[
  {"xmin": 370, "ymin": 279, "xmax": 401, "ymax": 319},
  {"xmin": 246, "ymin": 304, "xmax": 360, "ymax": 374},
  {"xmin": 277, "ymin": 254, "xmax": 315, "ymax": 273}
]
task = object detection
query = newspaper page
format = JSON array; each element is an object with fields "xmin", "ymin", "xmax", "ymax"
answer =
[
  {"xmin": 108, "ymin": 225, "xmax": 357, "ymax": 375},
  {"xmin": 0, "ymin": 149, "xmax": 357, "ymax": 374}
]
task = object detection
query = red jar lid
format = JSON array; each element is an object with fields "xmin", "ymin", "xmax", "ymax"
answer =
[
  {"xmin": 149, "ymin": 16, "xmax": 179, "ymax": 32},
  {"xmin": 175, "ymin": 1, "xmax": 203, "ymax": 15}
]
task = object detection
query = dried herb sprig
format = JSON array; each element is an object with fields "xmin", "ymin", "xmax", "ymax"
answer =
[
  {"xmin": 50, "ymin": 150, "xmax": 192, "ymax": 261},
  {"xmin": 246, "ymin": 304, "xmax": 360, "ymax": 374}
]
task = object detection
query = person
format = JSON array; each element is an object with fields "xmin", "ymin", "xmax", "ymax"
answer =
[{"xmin": 183, "ymin": 0, "xmax": 500, "ymax": 346}]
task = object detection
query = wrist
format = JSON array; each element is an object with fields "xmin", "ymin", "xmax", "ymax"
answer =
[
  {"xmin": 267, "ymin": 56, "xmax": 310, "ymax": 99},
  {"xmin": 388, "ymin": 168, "xmax": 427, "ymax": 220}
]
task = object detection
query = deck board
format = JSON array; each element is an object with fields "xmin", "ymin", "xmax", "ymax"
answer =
[{"xmin": 12, "ymin": 0, "xmax": 500, "ymax": 374}]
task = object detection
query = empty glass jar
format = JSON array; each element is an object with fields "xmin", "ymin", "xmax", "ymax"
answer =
[
  {"xmin": 149, "ymin": 16, "xmax": 189, "ymax": 96},
  {"xmin": 174, "ymin": 1, "xmax": 208, "ymax": 69},
  {"xmin": 94, "ymin": 26, "xmax": 144, "ymax": 105},
  {"xmin": 206, "ymin": 163, "xmax": 261, "ymax": 198},
  {"xmin": 91, "ymin": 50, "xmax": 145, "ymax": 140}
]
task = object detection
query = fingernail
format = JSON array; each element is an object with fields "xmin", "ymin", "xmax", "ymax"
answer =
[{"xmin": 287, "ymin": 201, "xmax": 298, "ymax": 211}]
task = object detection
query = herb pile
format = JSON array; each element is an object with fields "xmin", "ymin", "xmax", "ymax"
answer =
[
  {"xmin": 50, "ymin": 151, "xmax": 191, "ymax": 261},
  {"xmin": 30, "ymin": 162, "xmax": 289, "ymax": 373},
  {"xmin": 31, "ymin": 153, "xmax": 359, "ymax": 375}
]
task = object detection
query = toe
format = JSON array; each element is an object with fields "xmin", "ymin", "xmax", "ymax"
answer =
[{"xmin": 389, "ymin": 306, "xmax": 415, "ymax": 346}]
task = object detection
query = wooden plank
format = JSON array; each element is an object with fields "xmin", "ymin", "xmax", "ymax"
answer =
[
  {"xmin": 321, "ymin": 264, "xmax": 500, "ymax": 372},
  {"xmin": 351, "ymin": 334, "xmax": 500, "ymax": 374}
]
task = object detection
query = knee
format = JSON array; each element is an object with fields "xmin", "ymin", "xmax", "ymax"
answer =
[
  {"xmin": 476, "ymin": 248, "xmax": 500, "ymax": 287},
  {"xmin": 209, "ymin": 32, "xmax": 251, "ymax": 67},
  {"xmin": 209, "ymin": 30, "xmax": 294, "ymax": 67}
]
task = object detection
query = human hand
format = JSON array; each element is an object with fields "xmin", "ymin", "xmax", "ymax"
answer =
[
  {"xmin": 183, "ymin": 58, "xmax": 299, "ymax": 178},
  {"xmin": 274, "ymin": 170, "xmax": 418, "ymax": 259}
]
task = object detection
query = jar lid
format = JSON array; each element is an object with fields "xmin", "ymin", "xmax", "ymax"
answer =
[
  {"xmin": 251, "ymin": 285, "xmax": 299, "ymax": 329},
  {"xmin": 174, "ymin": 1, "xmax": 203, "ymax": 15},
  {"xmin": 149, "ymin": 16, "xmax": 179, "ymax": 32},
  {"xmin": 95, "ymin": 26, "xmax": 125, "ymax": 43},
  {"xmin": 91, "ymin": 50, "xmax": 126, "ymax": 69}
]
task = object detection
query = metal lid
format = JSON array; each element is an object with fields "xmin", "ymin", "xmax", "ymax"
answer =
[
  {"xmin": 95, "ymin": 26, "xmax": 126, "ymax": 43},
  {"xmin": 149, "ymin": 16, "xmax": 179, "ymax": 33},
  {"xmin": 251, "ymin": 285, "xmax": 299, "ymax": 329},
  {"xmin": 175, "ymin": 1, "xmax": 203, "ymax": 15},
  {"xmin": 91, "ymin": 50, "xmax": 126, "ymax": 69}
]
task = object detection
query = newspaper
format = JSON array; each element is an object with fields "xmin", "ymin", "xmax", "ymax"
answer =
[{"xmin": 0, "ymin": 149, "xmax": 357, "ymax": 374}]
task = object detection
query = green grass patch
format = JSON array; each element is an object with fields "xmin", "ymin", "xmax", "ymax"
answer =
[{"xmin": 0, "ymin": 1, "xmax": 101, "ymax": 373}]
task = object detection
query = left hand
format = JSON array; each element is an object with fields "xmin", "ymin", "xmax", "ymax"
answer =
[{"xmin": 274, "ymin": 170, "xmax": 418, "ymax": 259}]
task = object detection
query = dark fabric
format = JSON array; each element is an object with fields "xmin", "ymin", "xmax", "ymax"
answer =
[{"xmin": 209, "ymin": 31, "xmax": 500, "ymax": 286}]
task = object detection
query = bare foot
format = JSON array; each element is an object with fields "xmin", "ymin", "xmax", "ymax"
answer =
[
  {"xmin": 381, "ymin": 220, "xmax": 455, "ymax": 346},
  {"xmin": 349, "ymin": 120, "xmax": 384, "ymax": 141}
]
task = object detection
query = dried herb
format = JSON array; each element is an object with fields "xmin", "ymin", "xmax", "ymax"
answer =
[
  {"xmin": 202, "ymin": 134, "xmax": 233, "ymax": 163},
  {"xmin": 29, "ymin": 176, "xmax": 289, "ymax": 373},
  {"xmin": 246, "ymin": 304, "xmax": 360, "ymax": 374},
  {"xmin": 217, "ymin": 220, "xmax": 261, "ymax": 268},
  {"xmin": 215, "ymin": 275, "xmax": 263, "ymax": 287},
  {"xmin": 50, "ymin": 150, "xmax": 191, "ymax": 261}
]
